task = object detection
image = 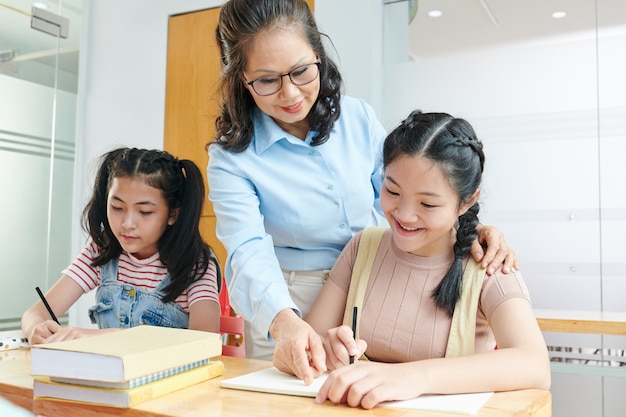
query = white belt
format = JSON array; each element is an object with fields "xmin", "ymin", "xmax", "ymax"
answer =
[{"xmin": 281, "ymin": 269, "xmax": 330, "ymax": 285}]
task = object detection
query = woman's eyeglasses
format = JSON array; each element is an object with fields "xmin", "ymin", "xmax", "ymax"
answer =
[{"xmin": 245, "ymin": 60, "xmax": 321, "ymax": 96}]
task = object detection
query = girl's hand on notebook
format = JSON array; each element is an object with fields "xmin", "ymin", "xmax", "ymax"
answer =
[
  {"xmin": 322, "ymin": 325, "xmax": 367, "ymax": 371},
  {"xmin": 315, "ymin": 361, "xmax": 416, "ymax": 409}
]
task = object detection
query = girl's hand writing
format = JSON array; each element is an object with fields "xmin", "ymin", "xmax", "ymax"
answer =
[
  {"xmin": 26, "ymin": 320, "xmax": 61, "ymax": 345},
  {"xmin": 322, "ymin": 325, "xmax": 367, "ymax": 371},
  {"xmin": 37, "ymin": 326, "xmax": 94, "ymax": 344},
  {"xmin": 27, "ymin": 322, "xmax": 119, "ymax": 345}
]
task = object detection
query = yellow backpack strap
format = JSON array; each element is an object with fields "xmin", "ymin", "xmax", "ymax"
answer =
[
  {"xmin": 445, "ymin": 258, "xmax": 487, "ymax": 358},
  {"xmin": 341, "ymin": 227, "xmax": 386, "ymax": 339}
]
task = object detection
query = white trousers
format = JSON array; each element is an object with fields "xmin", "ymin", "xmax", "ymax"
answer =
[{"xmin": 244, "ymin": 270, "xmax": 329, "ymax": 360}]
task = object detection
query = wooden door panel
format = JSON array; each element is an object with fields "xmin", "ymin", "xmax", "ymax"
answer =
[{"xmin": 164, "ymin": 8, "xmax": 221, "ymax": 218}]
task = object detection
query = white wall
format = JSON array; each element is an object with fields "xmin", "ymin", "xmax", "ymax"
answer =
[
  {"xmin": 382, "ymin": 26, "xmax": 626, "ymax": 311},
  {"xmin": 315, "ymin": 0, "xmax": 383, "ymax": 115}
]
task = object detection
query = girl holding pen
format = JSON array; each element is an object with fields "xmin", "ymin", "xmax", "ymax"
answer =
[
  {"xmin": 306, "ymin": 111, "xmax": 551, "ymax": 409},
  {"xmin": 22, "ymin": 148, "xmax": 221, "ymax": 345}
]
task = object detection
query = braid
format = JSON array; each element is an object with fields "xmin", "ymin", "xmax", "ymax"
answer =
[
  {"xmin": 452, "ymin": 137, "xmax": 485, "ymax": 171},
  {"xmin": 432, "ymin": 203, "xmax": 480, "ymax": 315}
]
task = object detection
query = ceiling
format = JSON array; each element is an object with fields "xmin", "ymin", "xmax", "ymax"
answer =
[
  {"xmin": 1, "ymin": 0, "xmax": 624, "ymax": 90},
  {"xmin": 0, "ymin": 0, "xmax": 82, "ymax": 91},
  {"xmin": 408, "ymin": 0, "xmax": 626, "ymax": 58}
]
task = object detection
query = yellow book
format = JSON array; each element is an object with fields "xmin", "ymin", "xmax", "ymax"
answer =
[
  {"xmin": 34, "ymin": 360, "xmax": 224, "ymax": 408},
  {"xmin": 31, "ymin": 326, "xmax": 222, "ymax": 382}
]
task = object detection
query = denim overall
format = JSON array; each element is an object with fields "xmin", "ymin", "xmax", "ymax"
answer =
[{"xmin": 88, "ymin": 258, "xmax": 189, "ymax": 329}]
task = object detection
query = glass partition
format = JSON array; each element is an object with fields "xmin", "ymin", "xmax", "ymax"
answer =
[{"xmin": 0, "ymin": 0, "xmax": 81, "ymax": 330}]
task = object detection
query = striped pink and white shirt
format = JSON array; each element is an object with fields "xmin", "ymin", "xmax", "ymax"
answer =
[{"xmin": 64, "ymin": 241, "xmax": 219, "ymax": 312}]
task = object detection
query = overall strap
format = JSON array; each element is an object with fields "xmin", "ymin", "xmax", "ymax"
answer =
[
  {"xmin": 342, "ymin": 227, "xmax": 387, "ymax": 339},
  {"xmin": 99, "ymin": 257, "xmax": 120, "ymax": 284},
  {"xmin": 445, "ymin": 258, "xmax": 487, "ymax": 358}
]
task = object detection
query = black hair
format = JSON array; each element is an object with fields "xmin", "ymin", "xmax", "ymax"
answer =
[
  {"xmin": 383, "ymin": 111, "xmax": 485, "ymax": 316},
  {"xmin": 82, "ymin": 148, "xmax": 221, "ymax": 303},
  {"xmin": 211, "ymin": 0, "xmax": 342, "ymax": 152}
]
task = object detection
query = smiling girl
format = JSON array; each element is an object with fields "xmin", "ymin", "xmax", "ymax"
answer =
[
  {"xmin": 22, "ymin": 148, "xmax": 221, "ymax": 345},
  {"xmin": 306, "ymin": 111, "xmax": 550, "ymax": 409}
]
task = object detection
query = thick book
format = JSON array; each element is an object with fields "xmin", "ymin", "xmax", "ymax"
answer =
[
  {"xmin": 31, "ymin": 326, "xmax": 222, "ymax": 382},
  {"xmin": 34, "ymin": 360, "xmax": 224, "ymax": 408},
  {"xmin": 220, "ymin": 367, "xmax": 493, "ymax": 415}
]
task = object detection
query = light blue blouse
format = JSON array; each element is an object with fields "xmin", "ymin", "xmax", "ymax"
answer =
[{"xmin": 207, "ymin": 96, "xmax": 387, "ymax": 337}]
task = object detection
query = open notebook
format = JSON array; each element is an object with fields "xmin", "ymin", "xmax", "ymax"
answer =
[{"xmin": 220, "ymin": 367, "xmax": 493, "ymax": 415}]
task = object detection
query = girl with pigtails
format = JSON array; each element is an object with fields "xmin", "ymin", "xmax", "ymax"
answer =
[
  {"xmin": 305, "ymin": 111, "xmax": 551, "ymax": 409},
  {"xmin": 23, "ymin": 148, "xmax": 221, "ymax": 345}
]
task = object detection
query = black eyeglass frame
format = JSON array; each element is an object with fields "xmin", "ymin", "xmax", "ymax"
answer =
[{"xmin": 245, "ymin": 60, "xmax": 321, "ymax": 96}]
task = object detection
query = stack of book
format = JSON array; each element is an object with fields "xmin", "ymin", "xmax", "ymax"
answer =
[{"xmin": 31, "ymin": 325, "xmax": 223, "ymax": 408}]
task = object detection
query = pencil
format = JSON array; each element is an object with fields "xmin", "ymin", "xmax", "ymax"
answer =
[
  {"xmin": 350, "ymin": 305, "xmax": 358, "ymax": 364},
  {"xmin": 35, "ymin": 286, "xmax": 60, "ymax": 325}
]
